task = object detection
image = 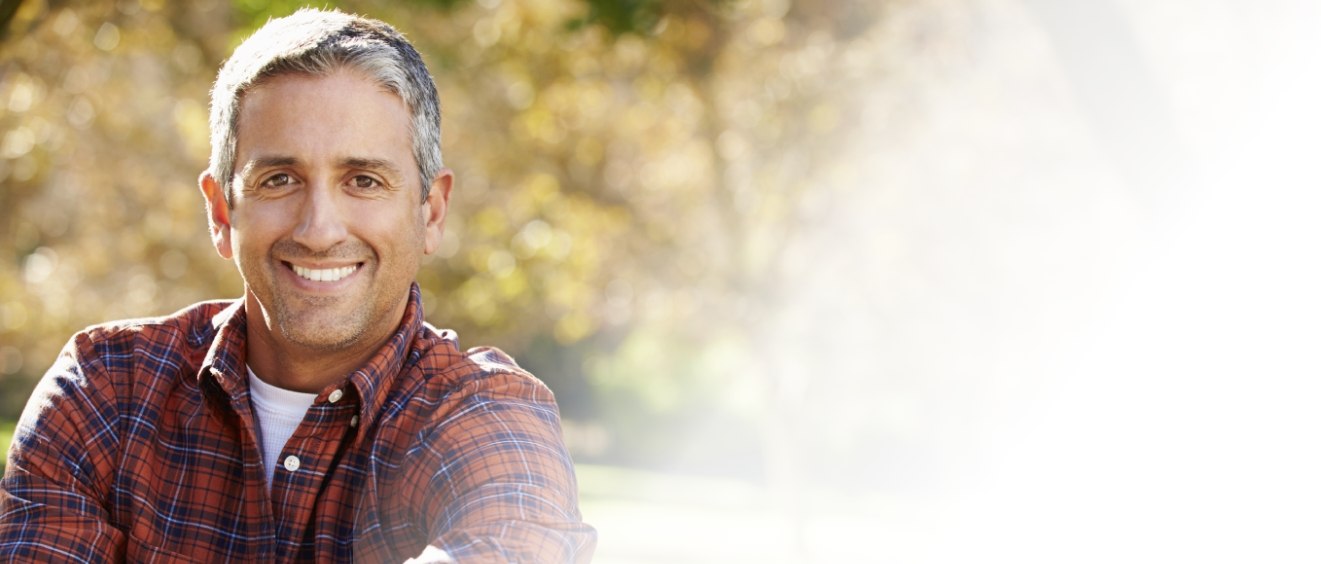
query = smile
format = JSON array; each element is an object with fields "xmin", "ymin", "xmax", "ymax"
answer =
[{"xmin": 290, "ymin": 263, "xmax": 360, "ymax": 282}]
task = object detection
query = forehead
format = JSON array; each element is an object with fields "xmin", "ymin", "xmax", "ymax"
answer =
[{"xmin": 234, "ymin": 69, "xmax": 414, "ymax": 169}]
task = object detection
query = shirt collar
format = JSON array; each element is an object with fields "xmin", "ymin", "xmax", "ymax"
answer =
[
  {"xmin": 344, "ymin": 283, "xmax": 429, "ymax": 436},
  {"xmin": 198, "ymin": 283, "xmax": 442, "ymax": 436},
  {"xmin": 200, "ymin": 298, "xmax": 248, "ymax": 391}
]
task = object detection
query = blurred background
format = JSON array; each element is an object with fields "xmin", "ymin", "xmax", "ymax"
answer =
[{"xmin": 3, "ymin": 0, "xmax": 1321, "ymax": 562}]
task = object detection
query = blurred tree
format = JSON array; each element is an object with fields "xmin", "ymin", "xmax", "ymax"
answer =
[
  {"xmin": 0, "ymin": 0, "xmax": 890, "ymax": 499},
  {"xmin": 0, "ymin": 0, "xmax": 24, "ymax": 43},
  {"xmin": 0, "ymin": 0, "xmax": 235, "ymax": 415},
  {"xmin": 367, "ymin": 0, "xmax": 888, "ymax": 486}
]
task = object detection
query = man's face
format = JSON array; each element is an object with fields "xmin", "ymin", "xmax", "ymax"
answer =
[{"xmin": 203, "ymin": 69, "xmax": 449, "ymax": 353}]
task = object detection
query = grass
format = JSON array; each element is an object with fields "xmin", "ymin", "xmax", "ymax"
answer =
[{"xmin": 575, "ymin": 463, "xmax": 891, "ymax": 564}]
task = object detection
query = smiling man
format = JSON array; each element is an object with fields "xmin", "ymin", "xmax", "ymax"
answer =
[{"xmin": 0, "ymin": 9, "xmax": 595, "ymax": 563}]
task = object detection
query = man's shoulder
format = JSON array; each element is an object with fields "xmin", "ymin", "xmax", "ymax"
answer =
[
  {"xmin": 397, "ymin": 330, "xmax": 564, "ymax": 446},
  {"xmin": 460, "ymin": 345, "xmax": 525, "ymax": 376},
  {"xmin": 412, "ymin": 325, "xmax": 555, "ymax": 403},
  {"xmin": 77, "ymin": 299, "xmax": 233, "ymax": 339},
  {"xmin": 69, "ymin": 299, "xmax": 238, "ymax": 361},
  {"xmin": 31, "ymin": 300, "xmax": 238, "ymax": 414}
]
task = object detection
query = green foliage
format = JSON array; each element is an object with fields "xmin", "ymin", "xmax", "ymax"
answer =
[
  {"xmin": 0, "ymin": 0, "xmax": 23, "ymax": 43},
  {"xmin": 566, "ymin": 0, "xmax": 663, "ymax": 36},
  {"xmin": 0, "ymin": 417, "xmax": 13, "ymax": 475},
  {"xmin": 233, "ymin": 0, "xmax": 323, "ymax": 35}
]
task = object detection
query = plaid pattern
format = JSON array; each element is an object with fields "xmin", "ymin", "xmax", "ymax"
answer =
[{"xmin": 0, "ymin": 285, "xmax": 595, "ymax": 562}]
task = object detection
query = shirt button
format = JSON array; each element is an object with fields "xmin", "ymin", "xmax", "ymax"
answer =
[
  {"xmin": 328, "ymin": 389, "xmax": 344, "ymax": 403},
  {"xmin": 283, "ymin": 455, "xmax": 301, "ymax": 472},
  {"xmin": 350, "ymin": 415, "xmax": 359, "ymax": 428}
]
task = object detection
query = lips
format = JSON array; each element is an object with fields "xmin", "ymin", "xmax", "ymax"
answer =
[{"xmin": 290, "ymin": 263, "xmax": 360, "ymax": 282}]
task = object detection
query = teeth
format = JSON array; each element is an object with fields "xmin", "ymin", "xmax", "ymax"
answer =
[{"xmin": 292, "ymin": 264, "xmax": 358, "ymax": 282}]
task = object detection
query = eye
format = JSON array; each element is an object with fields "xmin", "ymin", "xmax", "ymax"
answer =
[
  {"xmin": 261, "ymin": 173, "xmax": 293, "ymax": 189},
  {"xmin": 351, "ymin": 175, "xmax": 382, "ymax": 190}
]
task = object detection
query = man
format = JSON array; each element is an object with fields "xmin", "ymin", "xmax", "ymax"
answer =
[{"xmin": 0, "ymin": 9, "xmax": 595, "ymax": 563}]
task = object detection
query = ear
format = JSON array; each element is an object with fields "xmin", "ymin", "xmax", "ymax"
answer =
[
  {"xmin": 199, "ymin": 171, "xmax": 234, "ymax": 260},
  {"xmin": 422, "ymin": 168, "xmax": 453, "ymax": 256}
]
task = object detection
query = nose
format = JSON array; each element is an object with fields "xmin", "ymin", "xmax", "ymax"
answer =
[{"xmin": 291, "ymin": 180, "xmax": 349, "ymax": 252}]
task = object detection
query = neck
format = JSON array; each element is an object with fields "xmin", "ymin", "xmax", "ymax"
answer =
[{"xmin": 243, "ymin": 296, "xmax": 405, "ymax": 393}]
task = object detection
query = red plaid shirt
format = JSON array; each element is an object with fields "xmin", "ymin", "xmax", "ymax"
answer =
[{"xmin": 0, "ymin": 285, "xmax": 595, "ymax": 562}]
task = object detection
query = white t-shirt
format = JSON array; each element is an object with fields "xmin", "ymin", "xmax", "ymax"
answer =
[{"xmin": 246, "ymin": 366, "xmax": 318, "ymax": 489}]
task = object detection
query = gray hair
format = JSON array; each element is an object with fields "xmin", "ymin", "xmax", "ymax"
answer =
[{"xmin": 207, "ymin": 8, "xmax": 443, "ymax": 203}]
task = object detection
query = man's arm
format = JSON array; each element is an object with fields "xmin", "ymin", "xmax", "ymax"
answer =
[
  {"xmin": 412, "ymin": 364, "xmax": 596, "ymax": 563},
  {"xmin": 0, "ymin": 334, "xmax": 125, "ymax": 561}
]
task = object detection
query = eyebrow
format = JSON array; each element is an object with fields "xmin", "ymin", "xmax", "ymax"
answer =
[
  {"xmin": 342, "ymin": 157, "xmax": 405, "ymax": 179},
  {"xmin": 237, "ymin": 156, "xmax": 406, "ymax": 180},
  {"xmin": 237, "ymin": 156, "xmax": 298, "ymax": 181}
]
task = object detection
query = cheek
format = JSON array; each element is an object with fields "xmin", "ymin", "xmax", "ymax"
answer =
[
  {"xmin": 371, "ymin": 205, "xmax": 427, "ymax": 243},
  {"xmin": 229, "ymin": 232, "xmax": 265, "ymax": 276},
  {"xmin": 228, "ymin": 210, "xmax": 286, "ymax": 261},
  {"xmin": 374, "ymin": 223, "xmax": 428, "ymax": 273},
  {"xmin": 377, "ymin": 226, "xmax": 427, "ymax": 265}
]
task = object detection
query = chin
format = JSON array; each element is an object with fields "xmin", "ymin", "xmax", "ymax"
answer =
[
  {"xmin": 274, "ymin": 307, "xmax": 368, "ymax": 351},
  {"xmin": 281, "ymin": 325, "xmax": 366, "ymax": 351}
]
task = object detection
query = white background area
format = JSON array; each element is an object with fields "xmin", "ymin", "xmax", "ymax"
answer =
[{"xmin": 589, "ymin": 0, "xmax": 1321, "ymax": 561}]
